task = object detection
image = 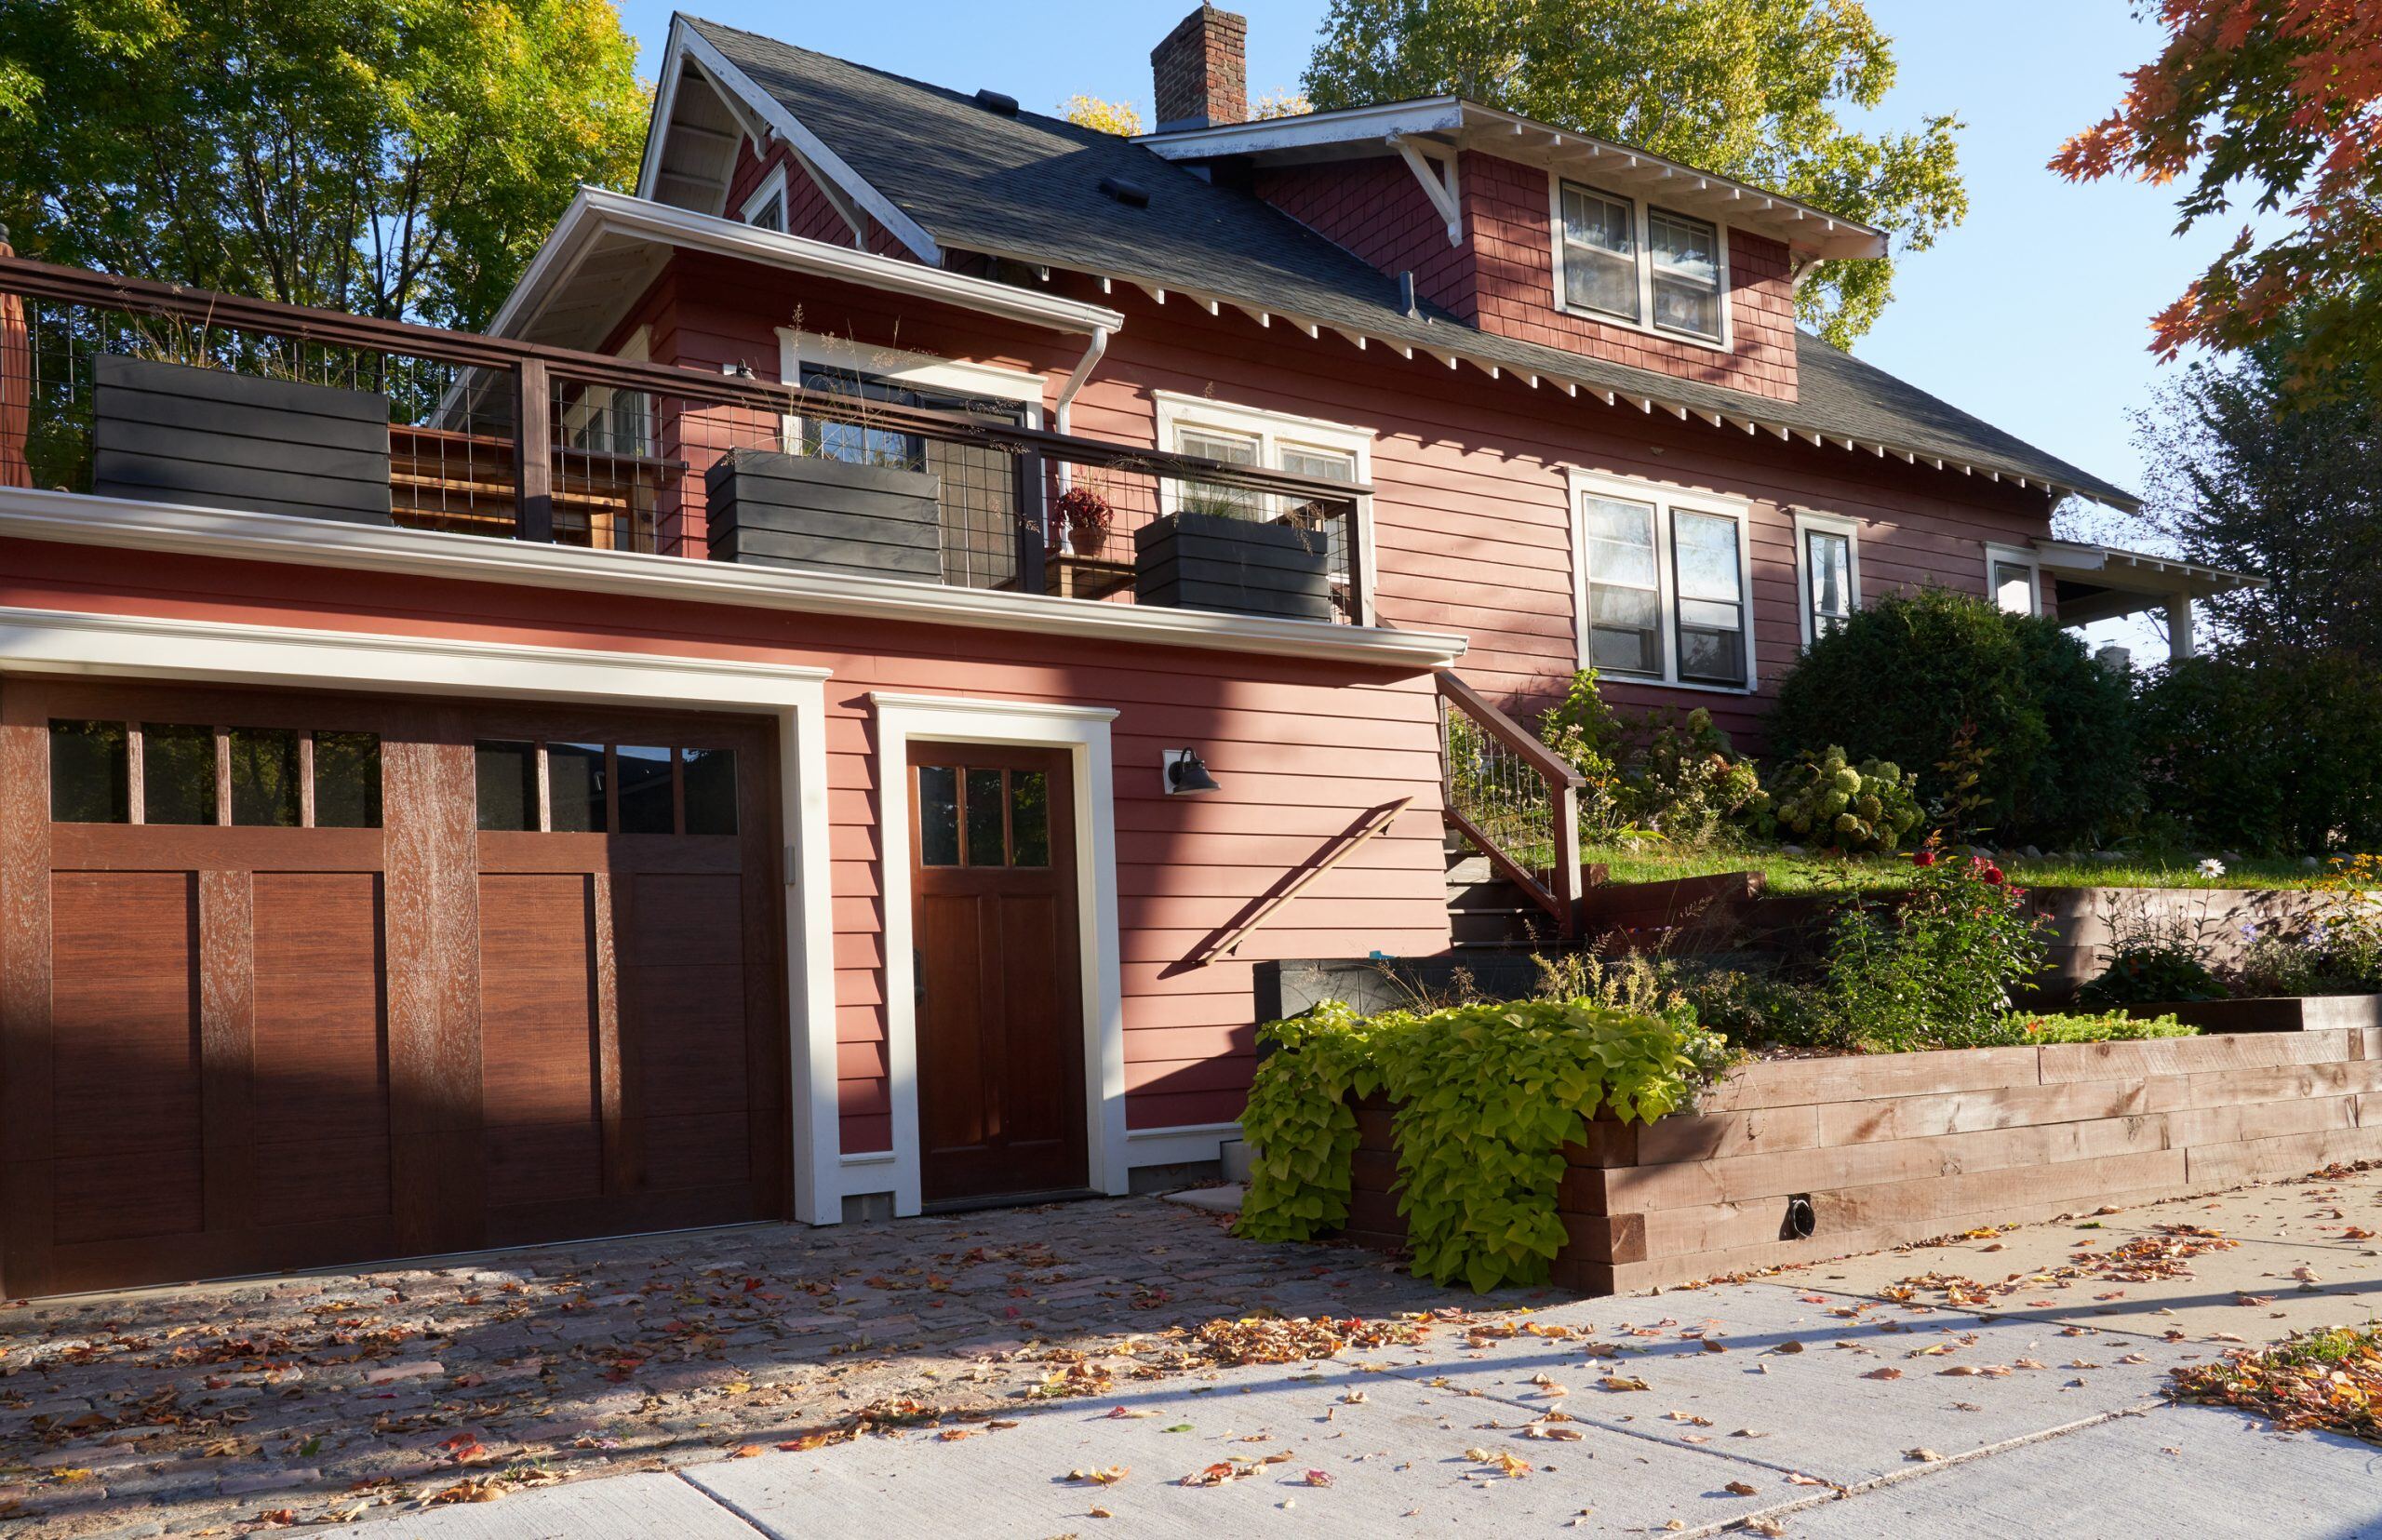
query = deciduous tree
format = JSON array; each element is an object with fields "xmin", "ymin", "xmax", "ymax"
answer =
[
  {"xmin": 2053, "ymin": 0, "xmax": 2382, "ymax": 390},
  {"xmin": 1299, "ymin": 0, "xmax": 1966, "ymax": 346},
  {"xmin": 0, "ymin": 0, "xmax": 648, "ymax": 329}
]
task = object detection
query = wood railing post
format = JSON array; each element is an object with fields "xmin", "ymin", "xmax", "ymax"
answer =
[
  {"xmin": 514, "ymin": 358, "xmax": 553, "ymax": 542},
  {"xmin": 1553, "ymin": 779, "xmax": 1583, "ymax": 937},
  {"xmin": 0, "ymin": 225, "xmax": 29, "ymax": 490}
]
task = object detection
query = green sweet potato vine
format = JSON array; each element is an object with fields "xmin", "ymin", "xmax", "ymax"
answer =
[{"xmin": 1234, "ymin": 998, "xmax": 1730, "ymax": 1292}]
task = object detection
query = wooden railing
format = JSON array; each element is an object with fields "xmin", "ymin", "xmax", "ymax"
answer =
[
  {"xmin": 0, "ymin": 253, "xmax": 1369, "ymax": 615},
  {"xmin": 1437, "ymin": 671, "xmax": 1584, "ymax": 938}
]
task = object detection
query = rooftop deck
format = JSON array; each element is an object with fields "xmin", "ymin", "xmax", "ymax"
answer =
[{"xmin": 0, "ymin": 255, "xmax": 1369, "ymax": 625}]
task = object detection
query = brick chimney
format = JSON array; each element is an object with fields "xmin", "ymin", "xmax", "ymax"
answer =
[{"xmin": 1151, "ymin": 6, "xmax": 1248, "ymax": 132}]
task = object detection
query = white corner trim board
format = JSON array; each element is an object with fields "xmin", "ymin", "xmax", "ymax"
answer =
[
  {"xmin": 858, "ymin": 690, "xmax": 1128, "ymax": 1217},
  {"xmin": 0, "ymin": 603, "xmax": 848, "ymax": 1226},
  {"xmin": 0, "ymin": 489, "xmax": 1466, "ymax": 671}
]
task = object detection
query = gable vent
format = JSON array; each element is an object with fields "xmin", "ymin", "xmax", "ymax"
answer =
[
  {"xmin": 974, "ymin": 88, "xmax": 1019, "ymax": 116},
  {"xmin": 1099, "ymin": 176, "xmax": 1151, "ymax": 208}
]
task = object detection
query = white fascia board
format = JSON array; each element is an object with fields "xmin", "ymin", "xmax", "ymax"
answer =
[
  {"xmin": 665, "ymin": 20, "xmax": 943, "ymax": 266},
  {"xmin": 485, "ymin": 187, "xmax": 1124, "ymax": 345},
  {"xmin": 0, "ymin": 489, "xmax": 1466, "ymax": 670},
  {"xmin": 1137, "ymin": 99, "xmax": 1465, "ymax": 158},
  {"xmin": 2031, "ymin": 539, "xmax": 2265, "ymax": 593}
]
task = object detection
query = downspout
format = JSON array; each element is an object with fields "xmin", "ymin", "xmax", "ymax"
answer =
[
  {"xmin": 1052, "ymin": 323, "xmax": 1109, "ymax": 437},
  {"xmin": 1046, "ymin": 325, "xmax": 1111, "ymax": 542}
]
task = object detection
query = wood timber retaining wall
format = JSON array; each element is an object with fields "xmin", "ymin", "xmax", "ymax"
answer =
[{"xmin": 1343, "ymin": 1027, "xmax": 2382, "ymax": 1295}]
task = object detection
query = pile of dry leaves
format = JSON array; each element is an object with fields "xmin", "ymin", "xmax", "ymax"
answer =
[
  {"xmin": 1884, "ymin": 1224, "xmax": 2238, "ymax": 1308},
  {"xmin": 2170, "ymin": 1327, "xmax": 2381, "ymax": 1444}
]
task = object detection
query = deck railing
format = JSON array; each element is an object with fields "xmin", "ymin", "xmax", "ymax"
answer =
[
  {"xmin": 1438, "ymin": 670, "xmax": 1585, "ymax": 937},
  {"xmin": 0, "ymin": 254, "xmax": 1367, "ymax": 618}
]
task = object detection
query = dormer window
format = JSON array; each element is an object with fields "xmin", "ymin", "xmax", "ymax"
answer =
[{"xmin": 1553, "ymin": 179, "xmax": 1730, "ymax": 347}]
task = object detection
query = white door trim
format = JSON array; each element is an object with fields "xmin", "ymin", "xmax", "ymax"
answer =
[
  {"xmin": 864, "ymin": 690, "xmax": 1124, "ymax": 1217},
  {"xmin": 0, "ymin": 604, "xmax": 846, "ymax": 1225}
]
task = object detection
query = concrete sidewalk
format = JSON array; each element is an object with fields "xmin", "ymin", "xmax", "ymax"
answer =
[{"xmin": 313, "ymin": 1172, "xmax": 2382, "ymax": 1539}]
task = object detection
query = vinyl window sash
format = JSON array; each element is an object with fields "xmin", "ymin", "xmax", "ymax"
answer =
[{"xmin": 1573, "ymin": 474, "xmax": 1754, "ymax": 691}]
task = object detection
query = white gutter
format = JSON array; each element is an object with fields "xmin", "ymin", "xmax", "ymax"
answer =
[
  {"xmin": 0, "ymin": 489, "xmax": 1467, "ymax": 671},
  {"xmin": 487, "ymin": 187, "xmax": 1125, "ymax": 347}
]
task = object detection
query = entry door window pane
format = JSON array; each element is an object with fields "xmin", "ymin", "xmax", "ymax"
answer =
[
  {"xmin": 1584, "ymin": 495, "xmax": 1661, "ymax": 676},
  {"xmin": 1010, "ymin": 770, "xmax": 1050, "ymax": 867},
  {"xmin": 49, "ymin": 719, "xmax": 128, "ymax": 824},
  {"xmin": 227, "ymin": 728, "xmax": 301, "ymax": 827},
  {"xmin": 918, "ymin": 766, "xmax": 960, "ymax": 866},
  {"xmin": 616, "ymin": 744, "xmax": 674, "ymax": 835},
  {"xmin": 1995, "ymin": 560, "xmax": 2038, "ymax": 616},
  {"xmin": 143, "ymin": 723, "xmax": 218, "ymax": 826},
  {"xmin": 1806, "ymin": 529, "xmax": 1853, "ymax": 636},
  {"xmin": 683, "ymin": 747, "xmax": 739, "ymax": 836},
  {"xmin": 1672, "ymin": 511, "xmax": 1746, "ymax": 686},
  {"xmin": 314, "ymin": 732, "xmax": 382, "ymax": 829},
  {"xmin": 964, "ymin": 769, "xmax": 1007, "ymax": 866},
  {"xmin": 475, "ymin": 740, "xmax": 539, "ymax": 831},
  {"xmin": 548, "ymin": 743, "xmax": 608, "ymax": 833}
]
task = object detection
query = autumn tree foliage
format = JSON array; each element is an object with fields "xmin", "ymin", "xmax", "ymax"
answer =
[{"xmin": 2054, "ymin": 0, "xmax": 2382, "ymax": 388}]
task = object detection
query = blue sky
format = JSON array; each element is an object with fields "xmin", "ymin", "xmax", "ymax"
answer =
[{"xmin": 622, "ymin": 2, "xmax": 2216, "ymax": 539}]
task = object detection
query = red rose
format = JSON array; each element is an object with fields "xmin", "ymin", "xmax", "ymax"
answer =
[
  {"xmin": 1983, "ymin": 865, "xmax": 2006, "ymax": 885},
  {"xmin": 1911, "ymin": 850, "xmax": 1937, "ymax": 867}
]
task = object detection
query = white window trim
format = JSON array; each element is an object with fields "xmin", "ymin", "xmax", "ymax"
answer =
[
  {"xmin": 738, "ymin": 162, "xmax": 789, "ymax": 232},
  {"xmin": 1791, "ymin": 507, "xmax": 1864, "ymax": 649},
  {"xmin": 1567, "ymin": 466, "xmax": 1758, "ymax": 694},
  {"xmin": 1985, "ymin": 541, "xmax": 2043, "ymax": 617},
  {"xmin": 1546, "ymin": 171, "xmax": 1734, "ymax": 354},
  {"xmin": 864, "ymin": 691, "xmax": 1125, "ymax": 1218},
  {"xmin": 1151, "ymin": 390, "xmax": 1378, "ymax": 625}
]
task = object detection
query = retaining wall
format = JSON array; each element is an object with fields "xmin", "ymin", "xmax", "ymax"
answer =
[{"xmin": 1343, "ymin": 1026, "xmax": 2382, "ymax": 1294}]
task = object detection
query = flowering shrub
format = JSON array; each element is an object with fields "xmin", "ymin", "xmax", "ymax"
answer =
[
  {"xmin": 1626, "ymin": 707, "xmax": 1765, "ymax": 848},
  {"xmin": 1821, "ymin": 840, "xmax": 2048, "ymax": 1051},
  {"xmin": 1767, "ymin": 744, "xmax": 1921, "ymax": 853}
]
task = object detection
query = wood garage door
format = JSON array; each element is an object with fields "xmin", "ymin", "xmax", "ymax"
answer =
[{"xmin": 0, "ymin": 677, "xmax": 785, "ymax": 1297}]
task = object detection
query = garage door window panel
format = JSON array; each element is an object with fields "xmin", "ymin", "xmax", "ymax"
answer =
[
  {"xmin": 227, "ymin": 727, "xmax": 302, "ymax": 827},
  {"xmin": 548, "ymin": 742, "xmax": 609, "ymax": 833},
  {"xmin": 682, "ymin": 747, "xmax": 738, "ymax": 836},
  {"xmin": 49, "ymin": 719, "xmax": 128, "ymax": 824},
  {"xmin": 314, "ymin": 732, "xmax": 382, "ymax": 829},
  {"xmin": 142, "ymin": 723, "xmax": 219, "ymax": 826},
  {"xmin": 616, "ymin": 743, "xmax": 675, "ymax": 836}
]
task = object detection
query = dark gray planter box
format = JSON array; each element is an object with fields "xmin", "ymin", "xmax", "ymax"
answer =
[
  {"xmin": 92, "ymin": 355, "xmax": 393, "ymax": 524},
  {"xmin": 2124, "ymin": 995, "xmax": 2382, "ymax": 1034},
  {"xmin": 704, "ymin": 447, "xmax": 943, "ymax": 582},
  {"xmin": 1134, "ymin": 510, "xmax": 1333, "ymax": 621}
]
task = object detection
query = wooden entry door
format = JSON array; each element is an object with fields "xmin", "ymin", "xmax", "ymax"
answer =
[{"xmin": 908, "ymin": 743, "xmax": 1087, "ymax": 1204}]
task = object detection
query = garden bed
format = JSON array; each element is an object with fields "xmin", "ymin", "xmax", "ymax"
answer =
[
  {"xmin": 1339, "ymin": 1027, "xmax": 2382, "ymax": 1294},
  {"xmin": 2124, "ymin": 995, "xmax": 2382, "ymax": 1035}
]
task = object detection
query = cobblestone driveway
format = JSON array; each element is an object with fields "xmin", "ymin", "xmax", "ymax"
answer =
[{"xmin": 0, "ymin": 1197, "xmax": 1480, "ymax": 1538}]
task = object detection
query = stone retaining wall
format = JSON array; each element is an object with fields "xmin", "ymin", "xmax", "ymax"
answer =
[{"xmin": 1343, "ymin": 1027, "xmax": 2382, "ymax": 1294}]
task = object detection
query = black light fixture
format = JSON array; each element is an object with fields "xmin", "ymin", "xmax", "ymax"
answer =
[{"xmin": 1163, "ymin": 747, "xmax": 1221, "ymax": 796}]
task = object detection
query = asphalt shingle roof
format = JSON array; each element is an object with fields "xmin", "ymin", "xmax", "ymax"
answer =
[{"xmin": 687, "ymin": 17, "xmax": 2135, "ymax": 507}]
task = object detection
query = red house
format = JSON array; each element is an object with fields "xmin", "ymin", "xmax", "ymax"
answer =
[{"xmin": 0, "ymin": 7, "xmax": 2249, "ymax": 1297}]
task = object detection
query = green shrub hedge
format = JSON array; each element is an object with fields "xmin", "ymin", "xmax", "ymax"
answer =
[
  {"xmin": 2135, "ymin": 649, "xmax": 2382, "ymax": 856},
  {"xmin": 1767, "ymin": 588, "xmax": 2135, "ymax": 847}
]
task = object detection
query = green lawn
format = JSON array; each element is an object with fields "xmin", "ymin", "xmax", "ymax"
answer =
[{"xmin": 1582, "ymin": 843, "xmax": 2331, "ymax": 895}]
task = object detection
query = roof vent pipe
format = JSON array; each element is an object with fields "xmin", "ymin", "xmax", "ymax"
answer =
[
  {"xmin": 1398, "ymin": 271, "xmax": 1419, "ymax": 318},
  {"xmin": 974, "ymin": 88, "xmax": 1019, "ymax": 116}
]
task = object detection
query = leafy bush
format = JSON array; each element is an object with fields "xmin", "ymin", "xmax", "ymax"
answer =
[
  {"xmin": 1675, "ymin": 966, "xmax": 1849, "ymax": 1052},
  {"xmin": 1766, "ymin": 745, "xmax": 1921, "ymax": 853},
  {"xmin": 1234, "ymin": 997, "xmax": 1729, "ymax": 1292},
  {"xmin": 1996, "ymin": 1011, "xmax": 2196, "ymax": 1044},
  {"xmin": 2135, "ymin": 649, "xmax": 2382, "ymax": 856},
  {"xmin": 2076, "ymin": 931, "xmax": 2229, "ymax": 1009},
  {"xmin": 1538, "ymin": 673, "xmax": 1761, "ymax": 849},
  {"xmin": 1626, "ymin": 707, "xmax": 1765, "ymax": 847},
  {"xmin": 1768, "ymin": 587, "xmax": 2135, "ymax": 846},
  {"xmin": 1821, "ymin": 847, "xmax": 2048, "ymax": 1051}
]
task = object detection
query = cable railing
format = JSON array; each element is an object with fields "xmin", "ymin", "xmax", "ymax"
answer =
[
  {"xmin": 1438, "ymin": 670, "xmax": 1585, "ymax": 937},
  {"xmin": 0, "ymin": 253, "xmax": 1368, "ymax": 619}
]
